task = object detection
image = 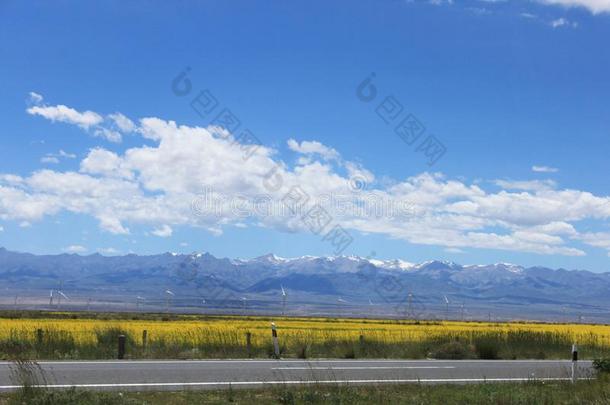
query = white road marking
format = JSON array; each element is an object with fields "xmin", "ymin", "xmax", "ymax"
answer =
[
  {"xmin": 0, "ymin": 377, "xmax": 591, "ymax": 391},
  {"xmin": 272, "ymin": 366, "xmax": 456, "ymax": 370}
]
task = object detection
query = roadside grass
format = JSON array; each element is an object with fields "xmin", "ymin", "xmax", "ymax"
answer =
[
  {"xmin": 2, "ymin": 376, "xmax": 610, "ymax": 404},
  {"xmin": 1, "ymin": 327, "xmax": 609, "ymax": 361}
]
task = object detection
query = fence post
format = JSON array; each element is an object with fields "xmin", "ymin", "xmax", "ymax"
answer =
[
  {"xmin": 571, "ymin": 343, "xmax": 578, "ymax": 383},
  {"xmin": 118, "ymin": 335, "xmax": 126, "ymax": 360},
  {"xmin": 36, "ymin": 329, "xmax": 43, "ymax": 345},
  {"xmin": 271, "ymin": 322, "xmax": 280, "ymax": 359},
  {"xmin": 359, "ymin": 334, "xmax": 365, "ymax": 346},
  {"xmin": 142, "ymin": 330, "xmax": 148, "ymax": 350},
  {"xmin": 246, "ymin": 332, "xmax": 252, "ymax": 357}
]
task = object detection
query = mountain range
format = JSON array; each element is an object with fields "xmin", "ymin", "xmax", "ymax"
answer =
[{"xmin": 1, "ymin": 247, "xmax": 609, "ymax": 323}]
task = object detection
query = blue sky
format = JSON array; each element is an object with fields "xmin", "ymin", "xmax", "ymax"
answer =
[{"xmin": 1, "ymin": 0, "xmax": 610, "ymax": 271}]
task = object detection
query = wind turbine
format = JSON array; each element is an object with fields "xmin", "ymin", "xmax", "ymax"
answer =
[
  {"xmin": 56, "ymin": 290, "xmax": 70, "ymax": 310},
  {"xmin": 407, "ymin": 292, "xmax": 414, "ymax": 319},
  {"xmin": 241, "ymin": 297, "xmax": 248, "ymax": 314},
  {"xmin": 281, "ymin": 285, "xmax": 287, "ymax": 316},
  {"xmin": 136, "ymin": 296, "xmax": 145, "ymax": 312},
  {"xmin": 165, "ymin": 290, "xmax": 174, "ymax": 313},
  {"xmin": 443, "ymin": 295, "xmax": 450, "ymax": 320},
  {"xmin": 337, "ymin": 297, "xmax": 348, "ymax": 316},
  {"xmin": 52, "ymin": 281, "xmax": 68, "ymax": 310},
  {"xmin": 368, "ymin": 298, "xmax": 376, "ymax": 318}
]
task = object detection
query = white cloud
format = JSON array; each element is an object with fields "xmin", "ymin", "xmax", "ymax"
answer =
[
  {"xmin": 25, "ymin": 93, "xmax": 136, "ymax": 143},
  {"xmin": 287, "ymin": 139, "xmax": 339, "ymax": 160},
  {"xmin": 98, "ymin": 215, "xmax": 130, "ymax": 235},
  {"xmin": 532, "ymin": 165, "xmax": 559, "ymax": 173},
  {"xmin": 151, "ymin": 224, "xmax": 173, "ymax": 237},
  {"xmin": 520, "ymin": 12, "xmax": 537, "ymax": 19},
  {"xmin": 28, "ymin": 92, "xmax": 43, "ymax": 104},
  {"xmin": 40, "ymin": 150, "xmax": 78, "ymax": 165},
  {"xmin": 58, "ymin": 150, "xmax": 76, "ymax": 159},
  {"xmin": 0, "ymin": 225, "xmax": 4, "ymax": 232},
  {"xmin": 108, "ymin": 113, "xmax": 136, "ymax": 133},
  {"xmin": 80, "ymin": 148, "xmax": 133, "ymax": 179},
  {"xmin": 98, "ymin": 247, "xmax": 119, "ymax": 255},
  {"xmin": 93, "ymin": 128, "xmax": 122, "ymax": 143},
  {"xmin": 467, "ymin": 7, "xmax": 492, "ymax": 15},
  {"xmin": 40, "ymin": 156, "xmax": 60, "ymax": 164},
  {"xmin": 27, "ymin": 104, "xmax": 103, "ymax": 130},
  {"xmin": 494, "ymin": 179, "xmax": 556, "ymax": 192},
  {"xmin": 550, "ymin": 17, "xmax": 579, "ymax": 28},
  {"xmin": 7, "ymin": 101, "xmax": 610, "ymax": 257},
  {"xmin": 538, "ymin": 0, "xmax": 610, "ymax": 14},
  {"xmin": 63, "ymin": 245, "xmax": 87, "ymax": 254}
]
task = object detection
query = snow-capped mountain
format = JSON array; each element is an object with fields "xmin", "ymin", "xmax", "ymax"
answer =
[{"xmin": 1, "ymin": 247, "xmax": 609, "ymax": 322}]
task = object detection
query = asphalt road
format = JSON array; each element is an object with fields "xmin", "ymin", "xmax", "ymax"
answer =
[{"xmin": 0, "ymin": 359, "xmax": 594, "ymax": 391}]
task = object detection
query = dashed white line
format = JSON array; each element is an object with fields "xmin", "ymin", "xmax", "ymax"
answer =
[{"xmin": 272, "ymin": 366, "xmax": 457, "ymax": 370}]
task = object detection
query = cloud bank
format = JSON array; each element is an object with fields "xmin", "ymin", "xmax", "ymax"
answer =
[{"xmin": 3, "ymin": 94, "xmax": 610, "ymax": 257}]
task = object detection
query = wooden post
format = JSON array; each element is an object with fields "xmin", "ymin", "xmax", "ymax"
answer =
[
  {"xmin": 36, "ymin": 329, "xmax": 43, "ymax": 345},
  {"xmin": 359, "ymin": 334, "xmax": 365, "ymax": 346},
  {"xmin": 271, "ymin": 323, "xmax": 280, "ymax": 359},
  {"xmin": 571, "ymin": 343, "xmax": 578, "ymax": 383},
  {"xmin": 142, "ymin": 330, "xmax": 148, "ymax": 349},
  {"xmin": 246, "ymin": 332, "xmax": 252, "ymax": 357},
  {"xmin": 118, "ymin": 335, "xmax": 126, "ymax": 360}
]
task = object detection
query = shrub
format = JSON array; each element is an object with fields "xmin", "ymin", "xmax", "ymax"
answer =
[
  {"xmin": 430, "ymin": 341, "xmax": 475, "ymax": 360},
  {"xmin": 297, "ymin": 345, "xmax": 308, "ymax": 359},
  {"xmin": 593, "ymin": 358, "xmax": 610, "ymax": 373},
  {"xmin": 343, "ymin": 347, "xmax": 356, "ymax": 359},
  {"xmin": 475, "ymin": 340, "xmax": 500, "ymax": 359},
  {"xmin": 0, "ymin": 340, "xmax": 32, "ymax": 359}
]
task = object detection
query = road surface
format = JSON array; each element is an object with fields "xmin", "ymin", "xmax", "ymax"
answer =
[{"xmin": 0, "ymin": 359, "xmax": 594, "ymax": 391}]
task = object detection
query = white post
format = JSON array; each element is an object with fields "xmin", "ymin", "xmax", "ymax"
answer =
[
  {"xmin": 271, "ymin": 322, "xmax": 280, "ymax": 359},
  {"xmin": 571, "ymin": 343, "xmax": 578, "ymax": 383}
]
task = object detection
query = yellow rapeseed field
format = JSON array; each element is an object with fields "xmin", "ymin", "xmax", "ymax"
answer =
[{"xmin": 1, "ymin": 316, "xmax": 610, "ymax": 348}]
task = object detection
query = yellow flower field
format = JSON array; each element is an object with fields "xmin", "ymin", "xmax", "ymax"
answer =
[{"xmin": 1, "ymin": 316, "xmax": 610, "ymax": 349}]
